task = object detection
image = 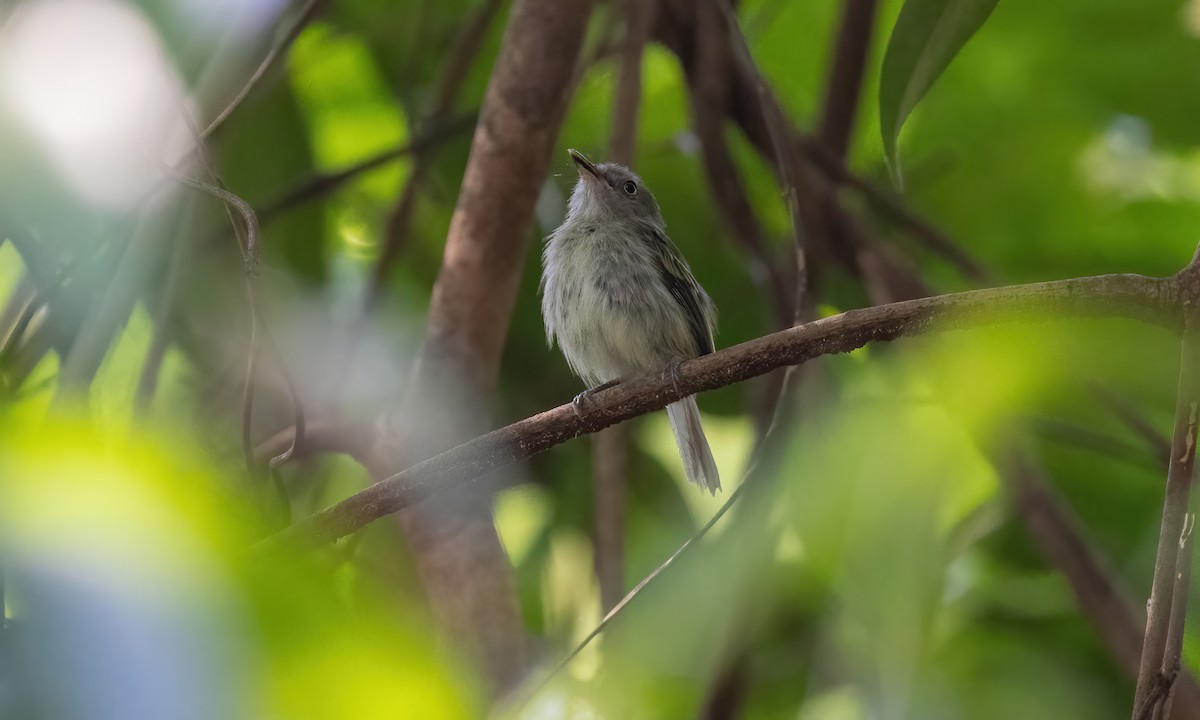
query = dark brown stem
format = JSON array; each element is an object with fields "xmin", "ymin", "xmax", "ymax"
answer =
[
  {"xmin": 816, "ymin": 0, "xmax": 878, "ymax": 160},
  {"xmin": 257, "ymin": 271, "xmax": 1177, "ymax": 553},
  {"xmin": 1132, "ymin": 315, "xmax": 1200, "ymax": 719}
]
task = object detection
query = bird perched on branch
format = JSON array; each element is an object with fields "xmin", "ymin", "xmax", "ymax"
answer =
[{"xmin": 541, "ymin": 149, "xmax": 720, "ymax": 493}]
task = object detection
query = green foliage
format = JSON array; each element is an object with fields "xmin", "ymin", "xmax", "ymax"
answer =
[{"xmin": 2, "ymin": 0, "xmax": 1198, "ymax": 716}]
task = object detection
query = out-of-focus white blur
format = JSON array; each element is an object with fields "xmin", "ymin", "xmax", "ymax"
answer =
[{"xmin": 0, "ymin": 0, "xmax": 194, "ymax": 209}]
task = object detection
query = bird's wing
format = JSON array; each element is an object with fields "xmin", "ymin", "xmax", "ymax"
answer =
[{"xmin": 650, "ymin": 227, "xmax": 717, "ymax": 357}]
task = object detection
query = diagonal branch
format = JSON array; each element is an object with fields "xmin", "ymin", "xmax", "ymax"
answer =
[
  {"xmin": 198, "ymin": 0, "xmax": 323, "ymax": 143},
  {"xmin": 1094, "ymin": 385, "xmax": 1174, "ymax": 469},
  {"xmin": 654, "ymin": 3, "xmax": 989, "ymax": 284},
  {"xmin": 256, "ymin": 113, "xmax": 478, "ymax": 224},
  {"xmin": 255, "ymin": 271, "xmax": 1177, "ymax": 553}
]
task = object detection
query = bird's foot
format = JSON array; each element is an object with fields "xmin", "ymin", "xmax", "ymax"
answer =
[{"xmin": 572, "ymin": 379, "xmax": 620, "ymax": 418}]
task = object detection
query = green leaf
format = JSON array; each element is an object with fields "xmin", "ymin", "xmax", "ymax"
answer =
[{"xmin": 879, "ymin": 0, "xmax": 1000, "ymax": 181}]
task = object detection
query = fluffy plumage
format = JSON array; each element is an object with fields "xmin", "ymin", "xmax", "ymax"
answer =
[{"xmin": 541, "ymin": 150, "xmax": 720, "ymax": 493}]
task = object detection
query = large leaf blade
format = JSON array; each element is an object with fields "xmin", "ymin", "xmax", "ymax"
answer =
[{"xmin": 879, "ymin": 0, "xmax": 1000, "ymax": 181}]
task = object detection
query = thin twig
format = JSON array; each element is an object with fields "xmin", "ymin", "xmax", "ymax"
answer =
[
  {"xmin": 1094, "ymin": 384, "xmax": 1173, "ymax": 468},
  {"xmin": 172, "ymin": 155, "xmax": 305, "ymax": 508},
  {"xmin": 256, "ymin": 113, "xmax": 478, "ymax": 224},
  {"xmin": 254, "ymin": 418, "xmax": 373, "ymax": 465},
  {"xmin": 1160, "ymin": 503, "xmax": 1199, "ymax": 719},
  {"xmin": 197, "ymin": 0, "xmax": 323, "ymax": 143},
  {"xmin": 523, "ymin": 482, "xmax": 746, "ymax": 701},
  {"xmin": 169, "ymin": 173, "xmax": 268, "ymax": 475},
  {"xmin": 797, "ymin": 139, "xmax": 991, "ymax": 283},
  {"xmin": 171, "ymin": 175, "xmax": 261, "ymax": 274},
  {"xmin": 1028, "ymin": 415, "xmax": 1164, "ymax": 472}
]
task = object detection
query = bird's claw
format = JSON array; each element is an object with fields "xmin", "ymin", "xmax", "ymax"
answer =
[
  {"xmin": 572, "ymin": 390, "xmax": 589, "ymax": 418},
  {"xmin": 572, "ymin": 379, "xmax": 620, "ymax": 418},
  {"xmin": 664, "ymin": 357, "xmax": 683, "ymax": 393}
]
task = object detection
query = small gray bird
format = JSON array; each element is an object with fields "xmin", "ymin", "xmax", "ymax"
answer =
[{"xmin": 541, "ymin": 149, "xmax": 720, "ymax": 493}]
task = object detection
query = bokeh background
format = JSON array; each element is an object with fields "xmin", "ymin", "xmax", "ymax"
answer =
[{"xmin": 0, "ymin": 0, "xmax": 1197, "ymax": 717}]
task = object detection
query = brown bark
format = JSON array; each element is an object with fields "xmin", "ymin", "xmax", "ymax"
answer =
[{"xmin": 369, "ymin": 0, "xmax": 596, "ymax": 695}]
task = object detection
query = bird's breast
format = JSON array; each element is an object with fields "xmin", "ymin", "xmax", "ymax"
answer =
[{"xmin": 546, "ymin": 229, "xmax": 694, "ymax": 383}]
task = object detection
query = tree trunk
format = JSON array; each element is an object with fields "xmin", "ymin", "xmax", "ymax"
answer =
[{"xmin": 370, "ymin": 0, "xmax": 596, "ymax": 695}]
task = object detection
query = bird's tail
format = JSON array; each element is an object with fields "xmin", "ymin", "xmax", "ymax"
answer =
[{"xmin": 666, "ymin": 396, "xmax": 720, "ymax": 494}]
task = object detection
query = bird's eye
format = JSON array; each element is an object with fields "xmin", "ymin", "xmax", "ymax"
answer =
[{"xmin": 622, "ymin": 181, "xmax": 637, "ymax": 195}]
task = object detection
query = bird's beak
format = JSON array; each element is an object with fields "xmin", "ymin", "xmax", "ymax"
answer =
[{"xmin": 568, "ymin": 148, "xmax": 599, "ymax": 180}]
